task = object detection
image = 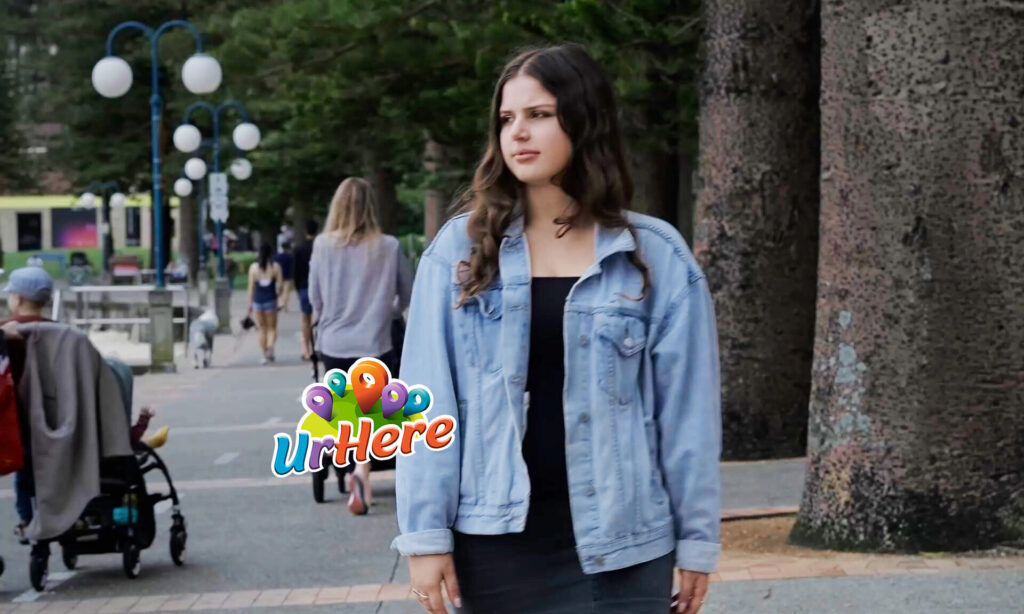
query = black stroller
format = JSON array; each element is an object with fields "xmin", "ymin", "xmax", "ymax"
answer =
[{"xmin": 20, "ymin": 356, "xmax": 187, "ymax": 591}]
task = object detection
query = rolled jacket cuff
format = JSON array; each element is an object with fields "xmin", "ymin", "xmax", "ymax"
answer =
[
  {"xmin": 390, "ymin": 529, "xmax": 454, "ymax": 556},
  {"xmin": 675, "ymin": 539, "xmax": 721, "ymax": 573}
]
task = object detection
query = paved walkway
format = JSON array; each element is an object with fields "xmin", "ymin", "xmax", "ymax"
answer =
[
  {"xmin": 2, "ymin": 554, "xmax": 1023, "ymax": 613},
  {"xmin": 2, "ymin": 290, "xmax": 1021, "ymax": 613}
]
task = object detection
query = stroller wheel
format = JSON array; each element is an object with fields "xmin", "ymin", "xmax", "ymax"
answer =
[
  {"xmin": 30, "ymin": 554, "xmax": 48, "ymax": 591},
  {"xmin": 61, "ymin": 546, "xmax": 78, "ymax": 570},
  {"xmin": 170, "ymin": 527, "xmax": 187, "ymax": 566},
  {"xmin": 123, "ymin": 544, "xmax": 141, "ymax": 579}
]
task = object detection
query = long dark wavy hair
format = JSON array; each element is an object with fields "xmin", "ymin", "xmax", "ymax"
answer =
[
  {"xmin": 452, "ymin": 44, "xmax": 650, "ymax": 308},
  {"xmin": 258, "ymin": 242, "xmax": 274, "ymax": 271}
]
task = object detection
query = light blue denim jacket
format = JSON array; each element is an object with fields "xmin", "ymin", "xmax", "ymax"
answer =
[{"xmin": 391, "ymin": 210, "xmax": 722, "ymax": 574}]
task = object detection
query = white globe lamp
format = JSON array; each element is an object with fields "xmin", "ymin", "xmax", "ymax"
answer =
[
  {"xmin": 110, "ymin": 192, "xmax": 127, "ymax": 208},
  {"xmin": 91, "ymin": 56, "xmax": 133, "ymax": 98},
  {"xmin": 232, "ymin": 122, "xmax": 261, "ymax": 151},
  {"xmin": 173, "ymin": 124, "xmax": 202, "ymax": 153},
  {"xmin": 78, "ymin": 192, "xmax": 96, "ymax": 208},
  {"xmin": 184, "ymin": 157, "xmax": 208, "ymax": 180},
  {"xmin": 173, "ymin": 178, "xmax": 194, "ymax": 197},
  {"xmin": 230, "ymin": 158, "xmax": 253, "ymax": 181},
  {"xmin": 181, "ymin": 53, "xmax": 222, "ymax": 94}
]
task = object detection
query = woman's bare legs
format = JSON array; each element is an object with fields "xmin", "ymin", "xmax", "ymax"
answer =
[
  {"xmin": 346, "ymin": 461, "xmax": 372, "ymax": 515},
  {"xmin": 266, "ymin": 310, "xmax": 278, "ymax": 360},
  {"xmin": 255, "ymin": 311, "xmax": 269, "ymax": 357}
]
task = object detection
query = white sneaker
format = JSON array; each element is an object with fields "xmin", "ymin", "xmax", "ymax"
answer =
[{"xmin": 260, "ymin": 355, "xmax": 269, "ymax": 365}]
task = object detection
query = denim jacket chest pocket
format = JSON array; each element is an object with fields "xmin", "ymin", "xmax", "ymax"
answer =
[
  {"xmin": 594, "ymin": 312, "xmax": 649, "ymax": 406},
  {"xmin": 453, "ymin": 286, "xmax": 504, "ymax": 374}
]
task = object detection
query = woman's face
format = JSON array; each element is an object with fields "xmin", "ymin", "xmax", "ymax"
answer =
[{"xmin": 499, "ymin": 74, "xmax": 572, "ymax": 186}]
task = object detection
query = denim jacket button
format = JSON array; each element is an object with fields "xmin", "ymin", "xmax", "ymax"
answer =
[
  {"xmin": 619, "ymin": 397, "xmax": 629, "ymax": 406},
  {"xmin": 594, "ymin": 556, "xmax": 605, "ymax": 566},
  {"xmin": 624, "ymin": 337, "xmax": 634, "ymax": 348},
  {"xmin": 579, "ymin": 335, "xmax": 589, "ymax": 346},
  {"xmin": 579, "ymin": 413, "xmax": 590, "ymax": 424},
  {"xmin": 585, "ymin": 486, "xmax": 596, "ymax": 497}
]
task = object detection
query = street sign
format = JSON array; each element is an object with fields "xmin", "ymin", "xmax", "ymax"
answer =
[{"xmin": 209, "ymin": 172, "xmax": 229, "ymax": 222}]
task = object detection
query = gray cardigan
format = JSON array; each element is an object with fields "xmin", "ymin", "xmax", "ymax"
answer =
[
  {"xmin": 17, "ymin": 322, "xmax": 133, "ymax": 540},
  {"xmin": 308, "ymin": 233, "xmax": 413, "ymax": 359}
]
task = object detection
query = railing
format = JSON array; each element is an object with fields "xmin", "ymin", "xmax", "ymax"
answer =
[{"xmin": 52, "ymin": 284, "xmax": 193, "ymax": 344}]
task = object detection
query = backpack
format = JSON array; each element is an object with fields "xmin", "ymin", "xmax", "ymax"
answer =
[{"xmin": 0, "ymin": 330, "xmax": 25, "ymax": 475}]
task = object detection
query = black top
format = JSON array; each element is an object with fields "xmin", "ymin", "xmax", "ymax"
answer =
[
  {"xmin": 292, "ymin": 240, "xmax": 313, "ymax": 289},
  {"xmin": 521, "ymin": 276, "xmax": 578, "ymax": 547}
]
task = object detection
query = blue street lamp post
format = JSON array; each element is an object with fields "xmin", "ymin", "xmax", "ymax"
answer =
[
  {"xmin": 92, "ymin": 20, "xmax": 222, "ymax": 289},
  {"xmin": 177, "ymin": 100, "xmax": 259, "ymax": 281},
  {"xmin": 174, "ymin": 101, "xmax": 259, "ymax": 329}
]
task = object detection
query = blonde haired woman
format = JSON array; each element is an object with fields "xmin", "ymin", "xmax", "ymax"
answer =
[{"xmin": 308, "ymin": 176, "xmax": 414, "ymax": 514}]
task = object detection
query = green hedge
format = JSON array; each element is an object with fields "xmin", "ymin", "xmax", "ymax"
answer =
[{"xmin": 1, "ymin": 247, "xmax": 156, "ymax": 281}]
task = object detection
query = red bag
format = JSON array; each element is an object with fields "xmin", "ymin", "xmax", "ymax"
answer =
[{"xmin": 0, "ymin": 332, "xmax": 25, "ymax": 475}]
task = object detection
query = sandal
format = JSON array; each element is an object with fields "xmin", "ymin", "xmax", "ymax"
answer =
[{"xmin": 347, "ymin": 473, "xmax": 369, "ymax": 516}]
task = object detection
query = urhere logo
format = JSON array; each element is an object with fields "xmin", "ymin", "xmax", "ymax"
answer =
[{"xmin": 270, "ymin": 357, "xmax": 455, "ymax": 477}]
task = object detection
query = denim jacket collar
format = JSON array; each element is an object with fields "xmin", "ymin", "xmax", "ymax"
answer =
[{"xmin": 501, "ymin": 213, "xmax": 637, "ymax": 274}]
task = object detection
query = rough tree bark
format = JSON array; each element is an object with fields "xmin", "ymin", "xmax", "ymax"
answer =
[
  {"xmin": 792, "ymin": 0, "xmax": 1024, "ymax": 551},
  {"xmin": 695, "ymin": 0, "xmax": 821, "ymax": 459},
  {"xmin": 179, "ymin": 193, "xmax": 198, "ymax": 284}
]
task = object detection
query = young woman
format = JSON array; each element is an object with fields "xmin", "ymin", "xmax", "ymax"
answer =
[
  {"xmin": 246, "ymin": 242, "xmax": 283, "ymax": 365},
  {"xmin": 392, "ymin": 45, "xmax": 722, "ymax": 614},
  {"xmin": 308, "ymin": 176, "xmax": 413, "ymax": 515}
]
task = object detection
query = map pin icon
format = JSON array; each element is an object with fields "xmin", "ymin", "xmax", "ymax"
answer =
[
  {"xmin": 350, "ymin": 359, "xmax": 389, "ymax": 414},
  {"xmin": 381, "ymin": 381, "xmax": 409, "ymax": 419},
  {"xmin": 304, "ymin": 384, "xmax": 334, "ymax": 422},
  {"xmin": 324, "ymin": 369, "xmax": 348, "ymax": 399}
]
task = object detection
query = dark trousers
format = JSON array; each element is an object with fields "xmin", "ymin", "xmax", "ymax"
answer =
[
  {"xmin": 14, "ymin": 468, "xmax": 33, "ymax": 524},
  {"xmin": 452, "ymin": 531, "xmax": 674, "ymax": 614},
  {"xmin": 313, "ymin": 349, "xmax": 400, "ymax": 486}
]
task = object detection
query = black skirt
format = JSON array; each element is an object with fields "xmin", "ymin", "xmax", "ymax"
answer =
[{"xmin": 452, "ymin": 504, "xmax": 674, "ymax": 614}]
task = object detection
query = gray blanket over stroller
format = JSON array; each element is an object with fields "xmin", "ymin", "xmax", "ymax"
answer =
[{"xmin": 16, "ymin": 322, "xmax": 133, "ymax": 540}]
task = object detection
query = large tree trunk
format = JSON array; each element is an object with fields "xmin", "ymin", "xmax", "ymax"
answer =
[
  {"xmin": 792, "ymin": 1, "xmax": 1024, "ymax": 551},
  {"xmin": 677, "ymin": 145, "xmax": 697, "ymax": 246},
  {"xmin": 369, "ymin": 163, "xmax": 398, "ymax": 236},
  {"xmin": 423, "ymin": 138, "xmax": 445, "ymax": 242},
  {"xmin": 695, "ymin": 0, "xmax": 821, "ymax": 459},
  {"xmin": 179, "ymin": 193, "xmax": 198, "ymax": 284},
  {"xmin": 631, "ymin": 148, "xmax": 679, "ymax": 225}
]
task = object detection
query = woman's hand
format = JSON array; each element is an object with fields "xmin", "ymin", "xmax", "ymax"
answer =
[
  {"xmin": 0, "ymin": 321, "xmax": 22, "ymax": 340},
  {"xmin": 671, "ymin": 568, "xmax": 709, "ymax": 614},
  {"xmin": 408, "ymin": 553, "xmax": 462, "ymax": 613}
]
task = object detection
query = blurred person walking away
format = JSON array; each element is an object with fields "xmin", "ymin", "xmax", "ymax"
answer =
[
  {"xmin": 275, "ymin": 242, "xmax": 295, "ymax": 312},
  {"xmin": 308, "ymin": 177, "xmax": 413, "ymax": 515},
  {"xmin": 1, "ymin": 266, "xmax": 54, "ymax": 545},
  {"xmin": 293, "ymin": 220, "xmax": 318, "ymax": 361},
  {"xmin": 246, "ymin": 243, "xmax": 283, "ymax": 365}
]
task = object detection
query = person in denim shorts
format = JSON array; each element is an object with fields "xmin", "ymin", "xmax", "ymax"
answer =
[{"xmin": 246, "ymin": 242, "xmax": 283, "ymax": 364}]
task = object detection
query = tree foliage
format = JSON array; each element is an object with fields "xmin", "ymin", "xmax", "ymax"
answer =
[{"xmin": 14, "ymin": 0, "xmax": 703, "ymax": 237}]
